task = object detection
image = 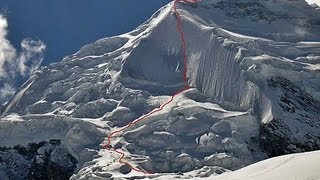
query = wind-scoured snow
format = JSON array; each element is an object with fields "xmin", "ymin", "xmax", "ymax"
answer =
[{"xmin": 0, "ymin": 0, "xmax": 320, "ymax": 179}]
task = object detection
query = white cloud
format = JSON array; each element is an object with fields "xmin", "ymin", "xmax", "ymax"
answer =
[
  {"xmin": 18, "ymin": 38, "xmax": 46, "ymax": 76},
  {"xmin": 0, "ymin": 83, "xmax": 15, "ymax": 100},
  {"xmin": 305, "ymin": 0, "xmax": 320, "ymax": 6},
  {"xmin": 0, "ymin": 14, "xmax": 46, "ymax": 102},
  {"xmin": 0, "ymin": 15, "xmax": 16, "ymax": 78}
]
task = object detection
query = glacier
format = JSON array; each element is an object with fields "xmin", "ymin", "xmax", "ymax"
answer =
[{"xmin": 0, "ymin": 0, "xmax": 320, "ymax": 179}]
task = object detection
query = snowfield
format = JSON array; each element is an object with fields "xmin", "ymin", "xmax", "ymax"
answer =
[
  {"xmin": 153, "ymin": 150, "xmax": 320, "ymax": 180},
  {"xmin": 210, "ymin": 150, "xmax": 320, "ymax": 180},
  {"xmin": 1, "ymin": 0, "xmax": 320, "ymax": 179}
]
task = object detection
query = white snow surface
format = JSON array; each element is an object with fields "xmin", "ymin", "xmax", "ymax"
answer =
[
  {"xmin": 210, "ymin": 150, "xmax": 320, "ymax": 180},
  {"xmin": 153, "ymin": 150, "xmax": 320, "ymax": 180},
  {"xmin": 0, "ymin": 0, "xmax": 320, "ymax": 179}
]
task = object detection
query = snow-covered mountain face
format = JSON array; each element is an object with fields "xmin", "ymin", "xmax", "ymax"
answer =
[{"xmin": 1, "ymin": 0, "xmax": 320, "ymax": 179}]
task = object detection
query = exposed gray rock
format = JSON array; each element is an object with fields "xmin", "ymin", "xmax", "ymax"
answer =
[
  {"xmin": 204, "ymin": 153, "xmax": 242, "ymax": 171},
  {"xmin": 261, "ymin": 77, "xmax": 320, "ymax": 157},
  {"xmin": 0, "ymin": 140, "xmax": 77, "ymax": 180}
]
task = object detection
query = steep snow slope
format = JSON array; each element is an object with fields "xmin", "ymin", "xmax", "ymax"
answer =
[{"xmin": 1, "ymin": 0, "xmax": 320, "ymax": 179}]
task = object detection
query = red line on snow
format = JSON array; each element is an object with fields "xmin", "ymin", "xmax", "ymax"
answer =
[
  {"xmin": 104, "ymin": 0, "xmax": 201, "ymax": 175},
  {"xmin": 174, "ymin": 0, "xmax": 201, "ymax": 87}
]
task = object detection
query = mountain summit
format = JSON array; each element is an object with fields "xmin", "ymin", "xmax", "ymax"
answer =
[{"xmin": 1, "ymin": 0, "xmax": 320, "ymax": 179}]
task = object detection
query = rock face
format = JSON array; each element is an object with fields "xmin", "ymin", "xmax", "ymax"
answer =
[
  {"xmin": 0, "ymin": 140, "xmax": 77, "ymax": 180},
  {"xmin": 261, "ymin": 77, "xmax": 320, "ymax": 157},
  {"xmin": 0, "ymin": 0, "xmax": 320, "ymax": 179}
]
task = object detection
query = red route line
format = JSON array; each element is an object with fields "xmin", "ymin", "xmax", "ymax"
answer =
[
  {"xmin": 103, "ymin": 0, "xmax": 201, "ymax": 175},
  {"xmin": 174, "ymin": 0, "xmax": 201, "ymax": 86}
]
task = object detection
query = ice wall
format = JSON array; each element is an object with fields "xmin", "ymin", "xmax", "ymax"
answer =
[{"xmin": 120, "ymin": 4, "xmax": 259, "ymax": 108}]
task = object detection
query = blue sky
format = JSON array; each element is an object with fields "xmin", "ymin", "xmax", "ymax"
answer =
[
  {"xmin": 0, "ymin": 0, "xmax": 169, "ymax": 102},
  {"xmin": 1, "ymin": 0, "xmax": 169, "ymax": 64}
]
